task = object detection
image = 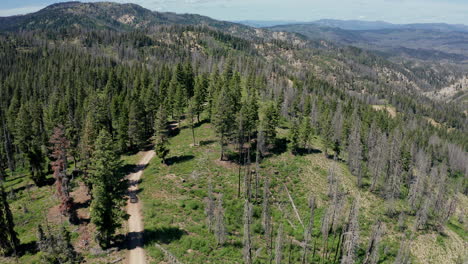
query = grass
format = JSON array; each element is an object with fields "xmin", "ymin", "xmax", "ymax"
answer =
[
  {"xmin": 138, "ymin": 116, "xmax": 466, "ymax": 264},
  {"xmin": 1, "ymin": 116, "xmax": 464, "ymax": 263},
  {"xmin": 0, "ymin": 170, "xmax": 57, "ymax": 263}
]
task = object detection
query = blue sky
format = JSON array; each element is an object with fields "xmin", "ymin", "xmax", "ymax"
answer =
[{"xmin": 1, "ymin": 0, "xmax": 468, "ymax": 25}]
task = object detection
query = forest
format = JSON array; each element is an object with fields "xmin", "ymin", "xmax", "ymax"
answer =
[{"xmin": 0, "ymin": 2, "xmax": 467, "ymax": 264}]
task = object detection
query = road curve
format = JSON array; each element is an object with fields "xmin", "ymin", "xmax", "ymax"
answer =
[{"xmin": 127, "ymin": 151, "xmax": 155, "ymax": 264}]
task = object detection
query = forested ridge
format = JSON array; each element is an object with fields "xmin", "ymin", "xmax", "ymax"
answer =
[{"xmin": 0, "ymin": 2, "xmax": 467, "ymax": 263}]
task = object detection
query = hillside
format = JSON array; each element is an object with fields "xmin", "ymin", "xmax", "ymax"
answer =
[
  {"xmin": 0, "ymin": 2, "xmax": 467, "ymax": 264},
  {"xmin": 0, "ymin": 1, "xmax": 243, "ymax": 32}
]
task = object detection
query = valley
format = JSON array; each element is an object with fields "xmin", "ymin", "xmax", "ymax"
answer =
[{"xmin": 0, "ymin": 2, "xmax": 466, "ymax": 264}]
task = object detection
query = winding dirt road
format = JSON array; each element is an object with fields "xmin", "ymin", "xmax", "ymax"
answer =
[{"xmin": 127, "ymin": 151, "xmax": 155, "ymax": 264}]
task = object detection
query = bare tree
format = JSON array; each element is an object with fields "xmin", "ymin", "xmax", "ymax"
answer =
[
  {"xmin": 214, "ymin": 194, "xmax": 227, "ymax": 245},
  {"xmin": 341, "ymin": 198, "xmax": 360, "ymax": 264},
  {"xmin": 385, "ymin": 129, "xmax": 403, "ymax": 214},
  {"xmin": 363, "ymin": 221, "xmax": 385, "ymax": 264},
  {"xmin": 369, "ymin": 132, "xmax": 388, "ymax": 192},
  {"xmin": 301, "ymin": 197, "xmax": 316, "ymax": 264},
  {"xmin": 394, "ymin": 240, "xmax": 411, "ymax": 264},
  {"xmin": 275, "ymin": 224, "xmax": 284, "ymax": 264},
  {"xmin": 243, "ymin": 200, "xmax": 253, "ymax": 264},
  {"xmin": 408, "ymin": 149, "xmax": 429, "ymax": 211},
  {"xmin": 205, "ymin": 177, "xmax": 215, "ymax": 232},
  {"xmin": 347, "ymin": 117, "xmax": 363, "ymax": 187}
]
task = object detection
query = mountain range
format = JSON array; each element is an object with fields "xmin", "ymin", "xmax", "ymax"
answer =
[
  {"xmin": 238, "ymin": 19, "xmax": 468, "ymax": 32},
  {"xmin": 1, "ymin": 1, "xmax": 467, "ymax": 103},
  {"xmin": 0, "ymin": 2, "xmax": 467, "ymax": 264}
]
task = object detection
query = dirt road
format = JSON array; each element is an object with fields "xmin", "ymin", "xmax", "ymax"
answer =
[{"xmin": 127, "ymin": 151, "xmax": 155, "ymax": 264}]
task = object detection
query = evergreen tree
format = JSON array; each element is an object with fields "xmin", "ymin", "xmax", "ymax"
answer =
[
  {"xmin": 300, "ymin": 117, "xmax": 313, "ymax": 152},
  {"xmin": 289, "ymin": 119, "xmax": 300, "ymax": 154},
  {"xmin": 153, "ymin": 106, "xmax": 170, "ymax": 164},
  {"xmin": 128, "ymin": 99, "xmax": 146, "ymax": 149},
  {"xmin": 89, "ymin": 130, "xmax": 128, "ymax": 248},
  {"xmin": 260, "ymin": 102, "xmax": 280, "ymax": 150},
  {"xmin": 15, "ymin": 104, "xmax": 46, "ymax": 186},
  {"xmin": 212, "ymin": 83, "xmax": 238, "ymax": 160},
  {"xmin": 0, "ymin": 185, "xmax": 19, "ymax": 256},
  {"xmin": 187, "ymin": 98, "xmax": 197, "ymax": 146},
  {"xmin": 193, "ymin": 74, "xmax": 208, "ymax": 122},
  {"xmin": 36, "ymin": 224, "xmax": 82, "ymax": 263}
]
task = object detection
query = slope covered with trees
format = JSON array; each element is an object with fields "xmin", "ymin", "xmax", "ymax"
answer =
[{"xmin": 0, "ymin": 2, "xmax": 466, "ymax": 263}]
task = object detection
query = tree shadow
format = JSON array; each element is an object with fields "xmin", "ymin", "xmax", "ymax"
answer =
[
  {"xmin": 193, "ymin": 119, "xmax": 209, "ymax": 128},
  {"xmin": 8, "ymin": 183, "xmax": 35, "ymax": 196},
  {"xmin": 144, "ymin": 227, "xmax": 187, "ymax": 245},
  {"xmin": 128, "ymin": 178, "xmax": 142, "ymax": 188},
  {"xmin": 40, "ymin": 177, "xmax": 55, "ymax": 187},
  {"xmin": 166, "ymin": 155, "xmax": 195, "ymax": 165},
  {"xmin": 119, "ymin": 163, "xmax": 143, "ymax": 175},
  {"xmin": 17, "ymin": 241, "xmax": 38, "ymax": 256},
  {"xmin": 294, "ymin": 147, "xmax": 322, "ymax": 156},
  {"xmin": 199, "ymin": 140, "xmax": 216, "ymax": 146},
  {"xmin": 73, "ymin": 200, "xmax": 90, "ymax": 210},
  {"xmin": 168, "ymin": 121, "xmax": 180, "ymax": 137},
  {"xmin": 122, "ymin": 227, "xmax": 186, "ymax": 250},
  {"xmin": 265, "ymin": 138, "xmax": 288, "ymax": 156}
]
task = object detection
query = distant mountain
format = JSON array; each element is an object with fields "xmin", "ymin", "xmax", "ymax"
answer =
[
  {"xmin": 240, "ymin": 18, "xmax": 468, "ymax": 33},
  {"xmin": 268, "ymin": 23, "xmax": 468, "ymax": 60},
  {"xmin": 235, "ymin": 20, "xmax": 300, "ymax": 28},
  {"xmin": 311, "ymin": 19, "xmax": 468, "ymax": 32},
  {"xmin": 0, "ymin": 1, "xmax": 243, "ymax": 32},
  {"xmin": 312, "ymin": 19, "xmax": 399, "ymax": 31}
]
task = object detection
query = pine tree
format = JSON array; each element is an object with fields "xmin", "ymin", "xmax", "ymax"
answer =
[
  {"xmin": 212, "ymin": 84, "xmax": 238, "ymax": 160},
  {"xmin": 187, "ymin": 98, "xmax": 197, "ymax": 146},
  {"xmin": 15, "ymin": 103, "xmax": 46, "ymax": 186},
  {"xmin": 89, "ymin": 130, "xmax": 128, "ymax": 248},
  {"xmin": 260, "ymin": 102, "xmax": 280, "ymax": 149},
  {"xmin": 0, "ymin": 185, "xmax": 19, "ymax": 256},
  {"xmin": 289, "ymin": 119, "xmax": 300, "ymax": 154},
  {"xmin": 36, "ymin": 224, "xmax": 82, "ymax": 263},
  {"xmin": 153, "ymin": 106, "xmax": 170, "ymax": 164},
  {"xmin": 332, "ymin": 104, "xmax": 344, "ymax": 157},
  {"xmin": 300, "ymin": 117, "xmax": 313, "ymax": 152},
  {"xmin": 193, "ymin": 74, "xmax": 208, "ymax": 122},
  {"xmin": 128, "ymin": 99, "xmax": 146, "ymax": 149}
]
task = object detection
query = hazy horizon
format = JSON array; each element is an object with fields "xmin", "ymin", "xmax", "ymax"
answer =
[{"xmin": 1, "ymin": 0, "xmax": 468, "ymax": 26}]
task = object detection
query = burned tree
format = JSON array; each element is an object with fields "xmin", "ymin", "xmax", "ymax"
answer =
[
  {"xmin": 275, "ymin": 223, "xmax": 284, "ymax": 264},
  {"xmin": 214, "ymin": 194, "xmax": 227, "ymax": 246},
  {"xmin": 363, "ymin": 221, "xmax": 384, "ymax": 264},
  {"xmin": 301, "ymin": 197, "xmax": 316, "ymax": 264},
  {"xmin": 243, "ymin": 200, "xmax": 253, "ymax": 264},
  {"xmin": 341, "ymin": 199, "xmax": 360, "ymax": 264},
  {"xmin": 49, "ymin": 125, "xmax": 74, "ymax": 218}
]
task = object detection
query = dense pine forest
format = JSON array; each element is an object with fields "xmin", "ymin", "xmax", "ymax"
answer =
[{"xmin": 0, "ymin": 2, "xmax": 467, "ymax": 264}]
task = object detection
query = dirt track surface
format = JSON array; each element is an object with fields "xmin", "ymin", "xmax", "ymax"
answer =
[{"xmin": 127, "ymin": 151, "xmax": 155, "ymax": 264}]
